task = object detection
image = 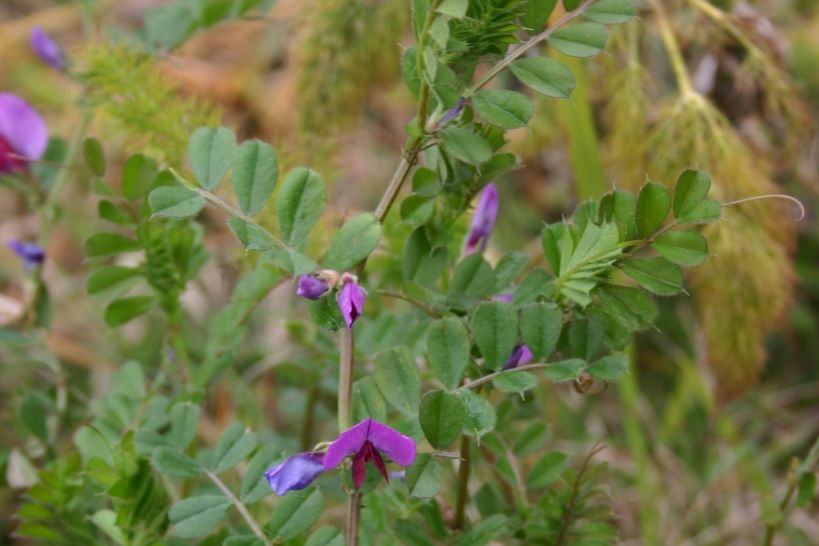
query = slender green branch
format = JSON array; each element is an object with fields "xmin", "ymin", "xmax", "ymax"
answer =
[
  {"xmin": 41, "ymin": 109, "xmax": 93, "ymax": 240},
  {"xmin": 169, "ymin": 168, "xmax": 291, "ymax": 251},
  {"xmin": 453, "ymin": 435, "xmax": 471, "ymax": 529},
  {"xmin": 377, "ymin": 289, "xmax": 441, "ymax": 317},
  {"xmin": 555, "ymin": 444, "xmax": 606, "ymax": 546},
  {"xmin": 205, "ymin": 470, "xmax": 271, "ymax": 546},
  {"xmin": 464, "ymin": 0, "xmax": 595, "ymax": 98},
  {"xmin": 458, "ymin": 362, "xmax": 551, "ymax": 391}
]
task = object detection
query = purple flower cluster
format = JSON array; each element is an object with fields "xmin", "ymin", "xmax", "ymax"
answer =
[
  {"xmin": 296, "ymin": 272, "xmax": 366, "ymax": 329},
  {"xmin": 265, "ymin": 418, "xmax": 416, "ymax": 495}
]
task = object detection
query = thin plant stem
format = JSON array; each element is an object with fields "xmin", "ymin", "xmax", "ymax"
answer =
[
  {"xmin": 763, "ymin": 435, "xmax": 819, "ymax": 546},
  {"xmin": 169, "ymin": 168, "xmax": 291, "ymax": 251},
  {"xmin": 453, "ymin": 435, "xmax": 471, "ymax": 529},
  {"xmin": 346, "ymin": 492, "xmax": 362, "ymax": 546},
  {"xmin": 338, "ymin": 327, "xmax": 355, "ymax": 432},
  {"xmin": 723, "ymin": 194, "xmax": 806, "ymax": 221},
  {"xmin": 647, "ymin": 0, "xmax": 695, "ymax": 98},
  {"xmin": 554, "ymin": 444, "xmax": 606, "ymax": 546},
  {"xmin": 40, "ymin": 109, "xmax": 93, "ymax": 240},
  {"xmin": 205, "ymin": 470, "xmax": 271, "ymax": 546},
  {"xmin": 377, "ymin": 289, "xmax": 441, "ymax": 317},
  {"xmin": 464, "ymin": 0, "xmax": 595, "ymax": 98},
  {"xmin": 457, "ymin": 362, "xmax": 551, "ymax": 391},
  {"xmin": 415, "ymin": 0, "xmax": 443, "ymax": 132}
]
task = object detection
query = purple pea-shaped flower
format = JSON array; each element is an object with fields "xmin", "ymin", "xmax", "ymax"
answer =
[
  {"xmin": 324, "ymin": 418, "xmax": 416, "ymax": 488},
  {"xmin": 464, "ymin": 183, "xmax": 499, "ymax": 254},
  {"xmin": 503, "ymin": 344, "xmax": 534, "ymax": 370},
  {"xmin": 264, "ymin": 452, "xmax": 326, "ymax": 496},
  {"xmin": 296, "ymin": 274, "xmax": 330, "ymax": 300},
  {"xmin": 0, "ymin": 94, "xmax": 48, "ymax": 173},
  {"xmin": 337, "ymin": 277, "xmax": 365, "ymax": 328}
]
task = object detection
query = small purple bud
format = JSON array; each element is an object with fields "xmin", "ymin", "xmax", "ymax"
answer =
[
  {"xmin": 464, "ymin": 183, "xmax": 499, "ymax": 254},
  {"xmin": 296, "ymin": 274, "xmax": 329, "ymax": 300},
  {"xmin": 8, "ymin": 240, "xmax": 46, "ymax": 269},
  {"xmin": 436, "ymin": 96, "xmax": 465, "ymax": 128},
  {"xmin": 503, "ymin": 344, "xmax": 534, "ymax": 370},
  {"xmin": 264, "ymin": 453, "xmax": 325, "ymax": 496},
  {"xmin": 337, "ymin": 278, "xmax": 365, "ymax": 328},
  {"xmin": 493, "ymin": 293, "xmax": 513, "ymax": 303},
  {"xmin": 31, "ymin": 27, "xmax": 66, "ymax": 71}
]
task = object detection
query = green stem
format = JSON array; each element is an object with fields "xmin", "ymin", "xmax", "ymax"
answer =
[
  {"xmin": 453, "ymin": 435, "xmax": 471, "ymax": 529},
  {"xmin": 205, "ymin": 470, "xmax": 271, "ymax": 546},
  {"xmin": 169, "ymin": 168, "xmax": 291, "ymax": 252},
  {"xmin": 338, "ymin": 328, "xmax": 354, "ymax": 432},
  {"xmin": 40, "ymin": 109, "xmax": 92, "ymax": 241},
  {"xmin": 457, "ymin": 362, "xmax": 551, "ymax": 391},
  {"xmin": 377, "ymin": 289, "xmax": 441, "ymax": 317}
]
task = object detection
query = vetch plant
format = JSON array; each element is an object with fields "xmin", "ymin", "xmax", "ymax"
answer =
[{"xmin": 3, "ymin": 1, "xmax": 813, "ymax": 546}]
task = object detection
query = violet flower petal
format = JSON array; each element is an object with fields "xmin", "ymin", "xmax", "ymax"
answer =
[
  {"xmin": 436, "ymin": 96, "xmax": 465, "ymax": 128},
  {"xmin": 337, "ymin": 280, "xmax": 365, "ymax": 328},
  {"xmin": 503, "ymin": 344, "xmax": 534, "ymax": 370},
  {"xmin": 366, "ymin": 419, "xmax": 416, "ymax": 467},
  {"xmin": 296, "ymin": 274, "xmax": 329, "ymax": 300},
  {"xmin": 0, "ymin": 94, "xmax": 48, "ymax": 162},
  {"xmin": 323, "ymin": 419, "xmax": 370, "ymax": 469},
  {"xmin": 31, "ymin": 27, "xmax": 66, "ymax": 70},
  {"xmin": 264, "ymin": 453, "xmax": 325, "ymax": 496},
  {"xmin": 493, "ymin": 293, "xmax": 513, "ymax": 303},
  {"xmin": 464, "ymin": 183, "xmax": 499, "ymax": 254},
  {"xmin": 8, "ymin": 240, "xmax": 46, "ymax": 268}
]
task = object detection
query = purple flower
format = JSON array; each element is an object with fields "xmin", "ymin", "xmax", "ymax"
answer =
[
  {"xmin": 337, "ymin": 277, "xmax": 365, "ymax": 328},
  {"xmin": 324, "ymin": 418, "xmax": 416, "ymax": 488},
  {"xmin": 8, "ymin": 240, "xmax": 46, "ymax": 269},
  {"xmin": 464, "ymin": 183, "xmax": 499, "ymax": 254},
  {"xmin": 296, "ymin": 274, "xmax": 329, "ymax": 300},
  {"xmin": 31, "ymin": 27, "xmax": 66, "ymax": 70},
  {"xmin": 264, "ymin": 452, "xmax": 325, "ymax": 496},
  {"xmin": 503, "ymin": 344, "xmax": 533, "ymax": 370},
  {"xmin": 0, "ymin": 94, "xmax": 48, "ymax": 173},
  {"xmin": 436, "ymin": 96, "xmax": 465, "ymax": 128},
  {"xmin": 494, "ymin": 293, "xmax": 513, "ymax": 303}
]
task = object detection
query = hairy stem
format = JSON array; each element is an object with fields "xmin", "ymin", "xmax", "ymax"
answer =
[
  {"xmin": 338, "ymin": 327, "xmax": 354, "ymax": 432},
  {"xmin": 205, "ymin": 470, "xmax": 271, "ymax": 546},
  {"xmin": 453, "ymin": 435, "xmax": 471, "ymax": 529}
]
